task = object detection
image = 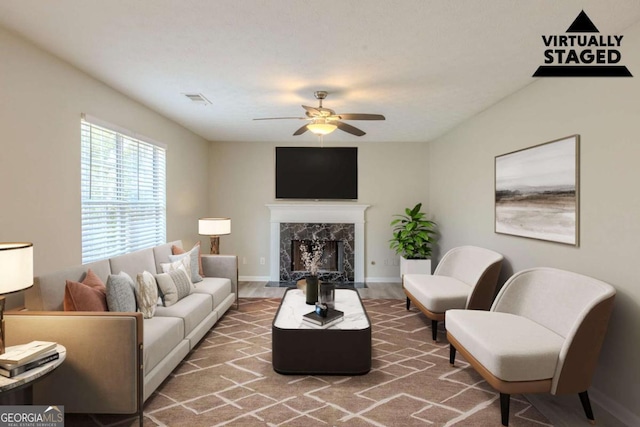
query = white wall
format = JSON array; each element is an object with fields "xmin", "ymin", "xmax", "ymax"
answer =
[
  {"xmin": 0, "ymin": 27, "xmax": 210, "ymax": 305},
  {"xmin": 208, "ymin": 140, "xmax": 429, "ymax": 281},
  {"xmin": 428, "ymin": 20, "xmax": 640, "ymax": 425}
]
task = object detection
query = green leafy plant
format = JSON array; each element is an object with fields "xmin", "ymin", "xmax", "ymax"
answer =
[{"xmin": 389, "ymin": 203, "xmax": 437, "ymax": 259}]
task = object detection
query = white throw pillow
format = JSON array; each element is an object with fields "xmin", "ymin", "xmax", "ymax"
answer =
[
  {"xmin": 160, "ymin": 256, "xmax": 192, "ymax": 283},
  {"xmin": 169, "ymin": 244, "xmax": 203, "ymax": 283}
]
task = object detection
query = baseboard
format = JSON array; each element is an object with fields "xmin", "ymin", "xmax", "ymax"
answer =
[
  {"xmin": 590, "ymin": 387, "xmax": 640, "ymax": 427},
  {"xmin": 239, "ymin": 276, "xmax": 270, "ymax": 282},
  {"xmin": 364, "ymin": 276, "xmax": 402, "ymax": 283}
]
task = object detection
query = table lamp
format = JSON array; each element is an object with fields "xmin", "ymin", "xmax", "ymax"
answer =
[
  {"xmin": 198, "ymin": 218, "xmax": 231, "ymax": 254},
  {"xmin": 0, "ymin": 242, "xmax": 34, "ymax": 354}
]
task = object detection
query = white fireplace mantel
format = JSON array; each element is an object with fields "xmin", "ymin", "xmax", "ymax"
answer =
[{"xmin": 267, "ymin": 203, "xmax": 370, "ymax": 282}]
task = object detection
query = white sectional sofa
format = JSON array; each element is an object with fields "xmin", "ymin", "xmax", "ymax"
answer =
[{"xmin": 5, "ymin": 240, "xmax": 237, "ymax": 420}]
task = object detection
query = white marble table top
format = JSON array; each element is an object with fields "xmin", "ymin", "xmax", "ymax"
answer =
[
  {"xmin": 273, "ymin": 288, "xmax": 370, "ymax": 330},
  {"xmin": 0, "ymin": 344, "xmax": 66, "ymax": 393}
]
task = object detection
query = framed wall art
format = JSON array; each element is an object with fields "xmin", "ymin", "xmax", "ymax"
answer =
[{"xmin": 495, "ymin": 135, "xmax": 579, "ymax": 246}]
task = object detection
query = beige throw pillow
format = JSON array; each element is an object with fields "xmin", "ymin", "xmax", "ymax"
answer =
[
  {"xmin": 155, "ymin": 269, "xmax": 192, "ymax": 307},
  {"xmin": 135, "ymin": 271, "xmax": 159, "ymax": 318}
]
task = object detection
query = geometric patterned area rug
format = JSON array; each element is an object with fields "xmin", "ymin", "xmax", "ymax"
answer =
[{"xmin": 71, "ymin": 298, "xmax": 552, "ymax": 426}]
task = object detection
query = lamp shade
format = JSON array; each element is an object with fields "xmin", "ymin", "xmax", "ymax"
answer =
[
  {"xmin": 199, "ymin": 218, "xmax": 231, "ymax": 236},
  {"xmin": 0, "ymin": 242, "xmax": 34, "ymax": 294}
]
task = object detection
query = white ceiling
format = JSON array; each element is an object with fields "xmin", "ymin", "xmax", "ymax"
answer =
[{"xmin": 1, "ymin": 0, "xmax": 639, "ymax": 143}]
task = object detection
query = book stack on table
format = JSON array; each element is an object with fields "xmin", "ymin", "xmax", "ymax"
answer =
[
  {"xmin": 303, "ymin": 308, "xmax": 344, "ymax": 329},
  {"xmin": 0, "ymin": 341, "xmax": 59, "ymax": 378}
]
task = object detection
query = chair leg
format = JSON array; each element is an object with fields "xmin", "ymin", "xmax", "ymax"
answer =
[
  {"xmin": 431, "ymin": 319, "xmax": 438, "ymax": 341},
  {"xmin": 406, "ymin": 297, "xmax": 411, "ymax": 310},
  {"xmin": 500, "ymin": 393, "xmax": 510, "ymax": 426},
  {"xmin": 449, "ymin": 344, "xmax": 456, "ymax": 365},
  {"xmin": 579, "ymin": 391, "xmax": 595, "ymax": 423}
]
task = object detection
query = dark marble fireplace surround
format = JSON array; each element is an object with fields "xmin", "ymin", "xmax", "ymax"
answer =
[{"xmin": 279, "ymin": 222, "xmax": 355, "ymax": 283}]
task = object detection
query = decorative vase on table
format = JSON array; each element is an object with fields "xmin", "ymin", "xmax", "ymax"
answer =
[
  {"xmin": 305, "ymin": 275, "xmax": 319, "ymax": 305},
  {"xmin": 319, "ymin": 282, "xmax": 335, "ymax": 309},
  {"xmin": 300, "ymin": 238, "xmax": 324, "ymax": 305}
]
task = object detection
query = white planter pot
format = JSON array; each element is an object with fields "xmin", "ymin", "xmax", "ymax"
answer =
[{"xmin": 400, "ymin": 256, "xmax": 432, "ymax": 277}]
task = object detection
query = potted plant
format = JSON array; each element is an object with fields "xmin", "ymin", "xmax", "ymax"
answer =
[{"xmin": 389, "ymin": 203, "xmax": 437, "ymax": 276}]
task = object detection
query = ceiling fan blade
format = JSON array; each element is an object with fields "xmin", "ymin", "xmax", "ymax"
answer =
[
  {"xmin": 293, "ymin": 125, "xmax": 309, "ymax": 136},
  {"xmin": 337, "ymin": 113, "xmax": 386, "ymax": 121},
  {"xmin": 336, "ymin": 121, "xmax": 366, "ymax": 136},
  {"xmin": 302, "ymin": 105, "xmax": 321, "ymax": 116},
  {"xmin": 253, "ymin": 117, "xmax": 306, "ymax": 120}
]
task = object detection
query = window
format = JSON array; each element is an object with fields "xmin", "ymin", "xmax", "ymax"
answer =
[{"xmin": 81, "ymin": 116, "xmax": 166, "ymax": 264}]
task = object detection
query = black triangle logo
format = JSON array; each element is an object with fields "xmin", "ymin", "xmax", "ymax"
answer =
[{"xmin": 566, "ymin": 10, "xmax": 599, "ymax": 33}]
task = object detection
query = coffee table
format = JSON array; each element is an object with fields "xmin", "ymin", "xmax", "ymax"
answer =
[{"xmin": 272, "ymin": 287, "xmax": 371, "ymax": 375}]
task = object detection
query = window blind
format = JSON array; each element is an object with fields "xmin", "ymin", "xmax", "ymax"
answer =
[{"xmin": 81, "ymin": 118, "xmax": 166, "ymax": 264}]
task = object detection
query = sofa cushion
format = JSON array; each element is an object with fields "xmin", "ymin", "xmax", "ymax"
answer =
[
  {"xmin": 152, "ymin": 240, "xmax": 182, "ymax": 274},
  {"xmin": 63, "ymin": 269, "xmax": 108, "ymax": 312},
  {"xmin": 143, "ymin": 316, "xmax": 184, "ymax": 375},
  {"xmin": 172, "ymin": 242, "xmax": 204, "ymax": 277},
  {"xmin": 404, "ymin": 274, "xmax": 471, "ymax": 313},
  {"xmin": 106, "ymin": 272, "xmax": 137, "ymax": 312},
  {"xmin": 154, "ymin": 293, "xmax": 213, "ymax": 337},
  {"xmin": 193, "ymin": 277, "xmax": 232, "ymax": 308},
  {"xmin": 30, "ymin": 260, "xmax": 111, "ymax": 311},
  {"xmin": 135, "ymin": 271, "xmax": 159, "ymax": 319},
  {"xmin": 446, "ymin": 309, "xmax": 564, "ymax": 382},
  {"xmin": 109, "ymin": 248, "xmax": 156, "ymax": 281}
]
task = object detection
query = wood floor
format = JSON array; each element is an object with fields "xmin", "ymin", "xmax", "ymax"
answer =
[
  {"xmin": 238, "ymin": 281, "xmax": 626, "ymax": 427},
  {"xmin": 238, "ymin": 280, "xmax": 405, "ymax": 299}
]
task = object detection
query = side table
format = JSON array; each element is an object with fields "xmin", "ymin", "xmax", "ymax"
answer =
[{"xmin": 0, "ymin": 344, "xmax": 66, "ymax": 405}]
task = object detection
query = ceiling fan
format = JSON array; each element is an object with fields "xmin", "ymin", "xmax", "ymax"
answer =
[{"xmin": 254, "ymin": 91, "xmax": 385, "ymax": 137}]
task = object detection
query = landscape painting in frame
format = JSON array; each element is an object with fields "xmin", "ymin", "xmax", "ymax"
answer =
[{"xmin": 495, "ymin": 135, "xmax": 579, "ymax": 246}]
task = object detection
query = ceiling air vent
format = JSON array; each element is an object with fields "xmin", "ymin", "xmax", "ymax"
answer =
[{"xmin": 183, "ymin": 93, "xmax": 212, "ymax": 105}]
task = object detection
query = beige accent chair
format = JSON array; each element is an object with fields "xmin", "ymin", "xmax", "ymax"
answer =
[
  {"xmin": 403, "ymin": 246, "xmax": 504, "ymax": 341},
  {"xmin": 446, "ymin": 267, "xmax": 616, "ymax": 426}
]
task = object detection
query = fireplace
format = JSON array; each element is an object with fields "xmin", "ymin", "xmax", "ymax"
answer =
[
  {"xmin": 291, "ymin": 240, "xmax": 344, "ymax": 273},
  {"xmin": 267, "ymin": 204, "xmax": 370, "ymax": 283},
  {"xmin": 280, "ymin": 223, "xmax": 354, "ymax": 282}
]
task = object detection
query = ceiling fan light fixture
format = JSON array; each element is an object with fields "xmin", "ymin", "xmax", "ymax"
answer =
[
  {"xmin": 307, "ymin": 120, "xmax": 337, "ymax": 136},
  {"xmin": 254, "ymin": 91, "xmax": 384, "ymax": 137}
]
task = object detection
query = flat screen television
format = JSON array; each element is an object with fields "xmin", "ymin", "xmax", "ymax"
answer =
[{"xmin": 275, "ymin": 147, "xmax": 358, "ymax": 200}]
